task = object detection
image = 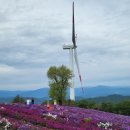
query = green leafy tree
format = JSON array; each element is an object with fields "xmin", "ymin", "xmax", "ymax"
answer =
[
  {"xmin": 47, "ymin": 65, "xmax": 72, "ymax": 105},
  {"xmin": 100, "ymin": 102, "xmax": 114, "ymax": 112},
  {"xmin": 75, "ymin": 99, "xmax": 96, "ymax": 109},
  {"xmin": 115, "ymin": 100, "xmax": 130, "ymax": 115},
  {"xmin": 12, "ymin": 95, "xmax": 25, "ymax": 103}
]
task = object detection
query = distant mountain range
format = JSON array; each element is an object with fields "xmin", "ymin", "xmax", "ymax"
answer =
[
  {"xmin": 0, "ymin": 88, "xmax": 49, "ymax": 98},
  {"xmin": 0, "ymin": 85, "xmax": 130, "ymax": 104},
  {"xmin": 75, "ymin": 85, "xmax": 130, "ymax": 99},
  {"xmin": 0, "ymin": 85, "xmax": 130, "ymax": 99}
]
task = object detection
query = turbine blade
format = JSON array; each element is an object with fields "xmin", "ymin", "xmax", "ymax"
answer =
[
  {"xmin": 72, "ymin": 2, "xmax": 76, "ymax": 48},
  {"xmin": 74, "ymin": 49, "xmax": 83, "ymax": 92},
  {"xmin": 74, "ymin": 49, "xmax": 81, "ymax": 82}
]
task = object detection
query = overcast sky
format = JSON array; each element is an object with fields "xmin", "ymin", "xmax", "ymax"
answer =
[{"xmin": 0, "ymin": 0, "xmax": 130, "ymax": 90}]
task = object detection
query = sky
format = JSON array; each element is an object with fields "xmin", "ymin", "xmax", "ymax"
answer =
[{"xmin": 0, "ymin": 0, "xmax": 130, "ymax": 90}]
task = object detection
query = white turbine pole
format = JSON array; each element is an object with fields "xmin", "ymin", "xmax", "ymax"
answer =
[
  {"xmin": 69, "ymin": 48, "xmax": 75, "ymax": 101},
  {"xmin": 63, "ymin": 45, "xmax": 75, "ymax": 101}
]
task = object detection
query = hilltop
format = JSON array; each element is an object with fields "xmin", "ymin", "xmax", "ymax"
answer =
[{"xmin": 0, "ymin": 85, "xmax": 130, "ymax": 98}]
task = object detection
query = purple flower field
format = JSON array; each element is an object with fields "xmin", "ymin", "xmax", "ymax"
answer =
[{"xmin": 0, "ymin": 104, "xmax": 130, "ymax": 130}]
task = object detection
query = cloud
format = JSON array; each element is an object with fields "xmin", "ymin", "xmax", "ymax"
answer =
[
  {"xmin": 0, "ymin": 64, "xmax": 16, "ymax": 74},
  {"xmin": 0, "ymin": 0, "xmax": 130, "ymax": 90}
]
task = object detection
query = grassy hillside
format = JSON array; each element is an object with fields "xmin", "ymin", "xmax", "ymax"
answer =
[{"xmin": 88, "ymin": 94, "xmax": 130, "ymax": 103}]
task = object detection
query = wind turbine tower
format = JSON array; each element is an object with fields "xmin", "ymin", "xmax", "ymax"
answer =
[{"xmin": 63, "ymin": 2, "xmax": 82, "ymax": 101}]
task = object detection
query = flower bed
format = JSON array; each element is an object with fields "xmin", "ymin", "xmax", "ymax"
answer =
[{"xmin": 0, "ymin": 104, "xmax": 130, "ymax": 130}]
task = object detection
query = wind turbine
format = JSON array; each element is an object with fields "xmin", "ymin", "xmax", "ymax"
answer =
[{"xmin": 63, "ymin": 2, "xmax": 82, "ymax": 101}]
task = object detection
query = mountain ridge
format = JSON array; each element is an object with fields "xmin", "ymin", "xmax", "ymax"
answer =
[{"xmin": 0, "ymin": 86, "xmax": 130, "ymax": 98}]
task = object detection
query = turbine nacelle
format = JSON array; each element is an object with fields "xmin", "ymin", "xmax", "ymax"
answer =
[{"xmin": 63, "ymin": 44, "xmax": 77, "ymax": 50}]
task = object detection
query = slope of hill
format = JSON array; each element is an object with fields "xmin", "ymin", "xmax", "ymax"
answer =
[
  {"xmin": 88, "ymin": 94, "xmax": 130, "ymax": 103},
  {"xmin": 0, "ymin": 86, "xmax": 130, "ymax": 99},
  {"xmin": 0, "ymin": 104, "xmax": 129, "ymax": 129},
  {"xmin": 75, "ymin": 86, "xmax": 130, "ymax": 98},
  {"xmin": 0, "ymin": 88, "xmax": 49, "ymax": 98}
]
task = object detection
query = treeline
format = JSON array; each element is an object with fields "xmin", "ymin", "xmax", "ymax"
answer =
[
  {"xmin": 42, "ymin": 99, "xmax": 130, "ymax": 116},
  {"xmin": 73, "ymin": 99, "xmax": 130, "ymax": 116},
  {"xmin": 11, "ymin": 95, "xmax": 130, "ymax": 116}
]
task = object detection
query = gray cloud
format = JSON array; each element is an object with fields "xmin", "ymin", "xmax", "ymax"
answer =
[{"xmin": 0, "ymin": 0, "xmax": 130, "ymax": 90}]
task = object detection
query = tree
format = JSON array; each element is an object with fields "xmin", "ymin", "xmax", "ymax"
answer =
[
  {"xmin": 47, "ymin": 65, "xmax": 72, "ymax": 105},
  {"xmin": 115, "ymin": 100, "xmax": 130, "ymax": 115},
  {"xmin": 75, "ymin": 99, "xmax": 96, "ymax": 109},
  {"xmin": 12, "ymin": 95, "xmax": 25, "ymax": 103},
  {"xmin": 100, "ymin": 102, "xmax": 114, "ymax": 112}
]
